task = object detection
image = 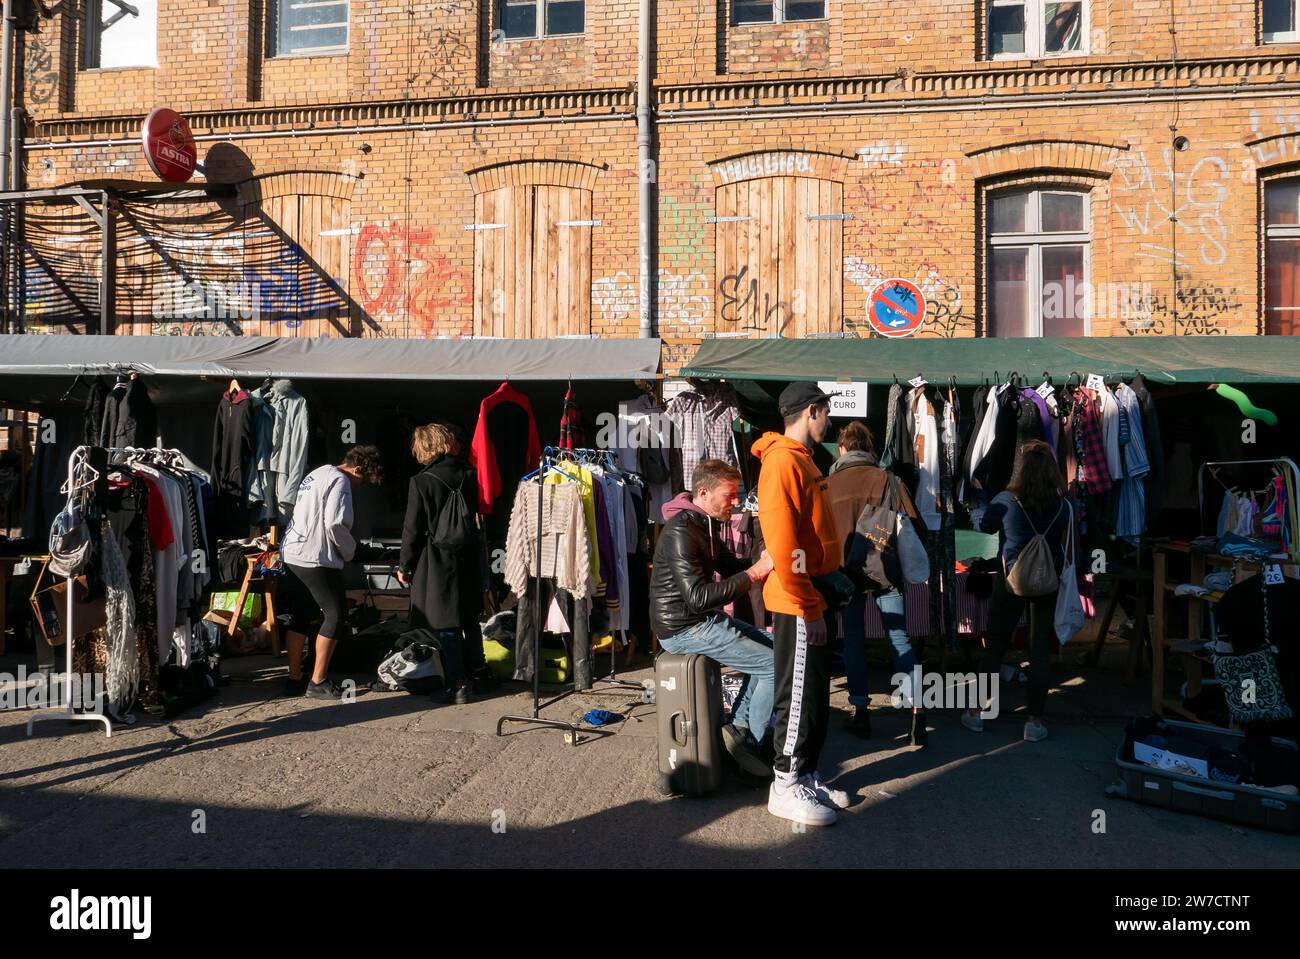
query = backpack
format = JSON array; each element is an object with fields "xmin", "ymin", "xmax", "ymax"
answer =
[
  {"xmin": 429, "ymin": 472, "xmax": 476, "ymax": 553},
  {"xmin": 1003, "ymin": 496, "xmax": 1064, "ymax": 598},
  {"xmin": 375, "ymin": 630, "xmax": 446, "ymax": 695}
]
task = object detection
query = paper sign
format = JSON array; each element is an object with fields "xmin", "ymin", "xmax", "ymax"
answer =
[
  {"xmin": 908, "ymin": 376, "xmax": 927, "ymax": 389},
  {"xmin": 819, "ymin": 380, "xmax": 868, "ymax": 418},
  {"xmin": 1265, "ymin": 564, "xmax": 1285, "ymax": 586},
  {"xmin": 1086, "ymin": 374, "xmax": 1106, "ymax": 393}
]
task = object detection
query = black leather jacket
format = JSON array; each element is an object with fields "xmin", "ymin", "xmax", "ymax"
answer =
[{"xmin": 650, "ymin": 508, "xmax": 752, "ymax": 639}]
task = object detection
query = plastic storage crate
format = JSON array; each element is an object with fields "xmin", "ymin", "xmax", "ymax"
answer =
[{"xmin": 1114, "ymin": 717, "xmax": 1300, "ymax": 833}]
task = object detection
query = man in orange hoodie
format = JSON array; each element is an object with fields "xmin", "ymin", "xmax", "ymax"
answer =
[{"xmin": 754, "ymin": 382, "xmax": 849, "ymax": 827}]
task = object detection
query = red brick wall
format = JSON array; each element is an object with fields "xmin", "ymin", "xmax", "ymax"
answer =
[{"xmin": 13, "ymin": 2, "xmax": 1300, "ymax": 352}]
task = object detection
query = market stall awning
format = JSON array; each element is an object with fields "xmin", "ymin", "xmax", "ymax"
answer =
[
  {"xmin": 0, "ymin": 334, "xmax": 662, "ymax": 407},
  {"xmin": 681, "ymin": 336, "xmax": 1300, "ymax": 386}
]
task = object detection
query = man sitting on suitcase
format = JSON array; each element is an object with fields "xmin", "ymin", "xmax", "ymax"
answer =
[{"xmin": 651, "ymin": 458, "xmax": 775, "ymax": 778}]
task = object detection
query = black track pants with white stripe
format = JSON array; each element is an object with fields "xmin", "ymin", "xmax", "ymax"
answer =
[{"xmin": 772, "ymin": 612, "xmax": 834, "ymax": 778}]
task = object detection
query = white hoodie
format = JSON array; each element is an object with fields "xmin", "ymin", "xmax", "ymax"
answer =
[{"xmin": 281, "ymin": 466, "xmax": 356, "ymax": 569}]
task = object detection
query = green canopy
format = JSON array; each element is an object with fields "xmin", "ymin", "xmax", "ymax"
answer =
[{"xmin": 681, "ymin": 336, "xmax": 1300, "ymax": 386}]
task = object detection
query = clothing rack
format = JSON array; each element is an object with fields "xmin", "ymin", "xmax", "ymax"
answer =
[
  {"xmin": 27, "ymin": 444, "xmax": 189, "ymax": 739},
  {"xmin": 497, "ymin": 448, "xmax": 644, "ymax": 747}
]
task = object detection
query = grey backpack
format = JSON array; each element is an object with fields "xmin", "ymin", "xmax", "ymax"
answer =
[{"xmin": 1003, "ymin": 497, "xmax": 1063, "ymax": 598}]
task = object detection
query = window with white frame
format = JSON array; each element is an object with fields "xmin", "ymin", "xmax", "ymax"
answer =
[
  {"xmin": 1265, "ymin": 180, "xmax": 1300, "ymax": 335},
  {"xmin": 1264, "ymin": 0, "xmax": 1300, "ymax": 42},
  {"xmin": 989, "ymin": 0, "xmax": 1086, "ymax": 58},
  {"xmin": 83, "ymin": 0, "xmax": 158, "ymax": 69},
  {"xmin": 271, "ymin": 0, "xmax": 349, "ymax": 57},
  {"xmin": 732, "ymin": 0, "xmax": 826, "ymax": 26},
  {"xmin": 500, "ymin": 0, "xmax": 585, "ymax": 39},
  {"xmin": 988, "ymin": 189, "xmax": 1090, "ymax": 337}
]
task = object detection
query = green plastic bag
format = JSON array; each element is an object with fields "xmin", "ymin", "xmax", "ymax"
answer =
[{"xmin": 210, "ymin": 591, "xmax": 264, "ymax": 628}]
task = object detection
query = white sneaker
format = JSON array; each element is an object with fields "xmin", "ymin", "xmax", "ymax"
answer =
[
  {"xmin": 961, "ymin": 710, "xmax": 984, "ymax": 732},
  {"xmin": 807, "ymin": 772, "xmax": 852, "ymax": 810},
  {"xmin": 768, "ymin": 779, "xmax": 838, "ymax": 826},
  {"xmin": 1024, "ymin": 719, "xmax": 1048, "ymax": 742}
]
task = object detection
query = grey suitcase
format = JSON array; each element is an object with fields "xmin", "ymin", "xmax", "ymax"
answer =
[{"xmin": 655, "ymin": 652, "xmax": 725, "ymax": 797}]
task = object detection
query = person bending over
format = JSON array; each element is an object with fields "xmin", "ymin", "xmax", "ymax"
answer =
[
  {"xmin": 650, "ymin": 458, "xmax": 775, "ymax": 777},
  {"xmin": 281, "ymin": 445, "xmax": 384, "ymax": 700}
]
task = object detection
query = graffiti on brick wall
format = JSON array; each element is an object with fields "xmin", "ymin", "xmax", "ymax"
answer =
[
  {"xmin": 843, "ymin": 258, "xmax": 970, "ymax": 338},
  {"xmin": 718, "ymin": 266, "xmax": 793, "ymax": 335},
  {"xmin": 1249, "ymin": 109, "xmax": 1300, "ymax": 166},
  {"xmin": 1118, "ymin": 276, "xmax": 1238, "ymax": 336},
  {"xmin": 856, "ymin": 142, "xmax": 907, "ymax": 168},
  {"xmin": 24, "ymin": 32, "xmax": 58, "ymax": 105},
  {"xmin": 1107, "ymin": 148, "xmax": 1229, "ymax": 268},
  {"xmin": 593, "ymin": 269, "xmax": 710, "ymax": 328},
  {"xmin": 353, "ymin": 222, "xmax": 472, "ymax": 336}
]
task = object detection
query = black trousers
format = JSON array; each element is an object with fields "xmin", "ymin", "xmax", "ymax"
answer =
[
  {"xmin": 772, "ymin": 611, "xmax": 836, "ymax": 778},
  {"xmin": 977, "ymin": 575, "xmax": 1055, "ymax": 717},
  {"xmin": 514, "ymin": 579, "xmax": 593, "ymax": 691}
]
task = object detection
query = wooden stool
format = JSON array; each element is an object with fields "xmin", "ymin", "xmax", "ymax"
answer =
[{"xmin": 228, "ymin": 555, "xmax": 281, "ymax": 655}]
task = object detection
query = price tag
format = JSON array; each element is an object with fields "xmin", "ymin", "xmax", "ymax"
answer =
[
  {"xmin": 1036, "ymin": 381, "xmax": 1056, "ymax": 400},
  {"xmin": 996, "ymin": 382, "xmax": 1010, "ymax": 396},
  {"xmin": 1264, "ymin": 564, "xmax": 1285, "ymax": 586},
  {"xmin": 908, "ymin": 376, "xmax": 927, "ymax": 389},
  {"xmin": 1086, "ymin": 374, "xmax": 1106, "ymax": 393}
]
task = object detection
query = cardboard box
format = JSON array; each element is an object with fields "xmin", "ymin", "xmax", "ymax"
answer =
[{"xmin": 28, "ymin": 563, "xmax": 107, "ymax": 646}]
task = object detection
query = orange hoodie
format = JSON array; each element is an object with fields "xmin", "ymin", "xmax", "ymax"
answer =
[{"xmin": 753, "ymin": 432, "xmax": 841, "ymax": 619}]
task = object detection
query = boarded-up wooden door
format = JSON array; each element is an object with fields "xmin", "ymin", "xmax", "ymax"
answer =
[
  {"xmin": 243, "ymin": 192, "xmax": 351, "ymax": 336},
  {"xmin": 474, "ymin": 184, "xmax": 592, "ymax": 338},
  {"xmin": 715, "ymin": 176, "xmax": 843, "ymax": 337}
]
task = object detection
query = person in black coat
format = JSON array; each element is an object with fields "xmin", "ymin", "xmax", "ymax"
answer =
[{"xmin": 398, "ymin": 423, "xmax": 486, "ymax": 704}]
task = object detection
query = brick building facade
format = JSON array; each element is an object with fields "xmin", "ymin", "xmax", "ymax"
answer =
[{"xmin": 10, "ymin": 2, "xmax": 1300, "ymax": 371}]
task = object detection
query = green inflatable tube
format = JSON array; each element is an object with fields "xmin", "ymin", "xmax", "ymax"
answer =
[{"xmin": 1215, "ymin": 384, "xmax": 1278, "ymax": 426}]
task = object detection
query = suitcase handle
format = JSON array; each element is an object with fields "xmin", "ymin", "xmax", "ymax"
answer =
[
  {"xmin": 670, "ymin": 710, "xmax": 690, "ymax": 747},
  {"xmin": 1172, "ymin": 781, "xmax": 1235, "ymax": 802}
]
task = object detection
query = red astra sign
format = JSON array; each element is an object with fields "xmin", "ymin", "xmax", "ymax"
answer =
[{"xmin": 141, "ymin": 108, "xmax": 197, "ymax": 183}]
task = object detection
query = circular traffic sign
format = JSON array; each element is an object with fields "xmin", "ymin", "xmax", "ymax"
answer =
[
  {"xmin": 867, "ymin": 279, "xmax": 927, "ymax": 338},
  {"xmin": 141, "ymin": 108, "xmax": 197, "ymax": 183}
]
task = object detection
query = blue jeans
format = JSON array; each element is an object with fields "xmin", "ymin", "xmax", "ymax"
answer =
[
  {"xmin": 841, "ymin": 591, "xmax": 918, "ymax": 708},
  {"xmin": 659, "ymin": 613, "xmax": 775, "ymax": 738}
]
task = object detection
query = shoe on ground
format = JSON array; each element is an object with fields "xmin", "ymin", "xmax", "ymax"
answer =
[
  {"xmin": 1024, "ymin": 719, "xmax": 1048, "ymax": 742},
  {"xmin": 304, "ymin": 679, "xmax": 342, "ymax": 701},
  {"xmin": 843, "ymin": 705, "xmax": 872, "ymax": 739},
  {"xmin": 722, "ymin": 723, "xmax": 773, "ymax": 778},
  {"xmin": 433, "ymin": 682, "xmax": 471, "ymax": 705},
  {"xmin": 961, "ymin": 710, "xmax": 984, "ymax": 733},
  {"xmin": 282, "ymin": 676, "xmax": 308, "ymax": 697},
  {"xmin": 807, "ymin": 772, "xmax": 851, "ymax": 810},
  {"xmin": 768, "ymin": 779, "xmax": 838, "ymax": 826},
  {"xmin": 454, "ymin": 683, "xmax": 471, "ymax": 706}
]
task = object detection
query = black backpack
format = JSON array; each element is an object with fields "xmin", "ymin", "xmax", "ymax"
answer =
[{"xmin": 429, "ymin": 473, "xmax": 476, "ymax": 553}]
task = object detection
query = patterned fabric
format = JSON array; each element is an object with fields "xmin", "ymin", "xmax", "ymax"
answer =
[
  {"xmin": 1076, "ymin": 392, "xmax": 1113, "ymax": 495},
  {"xmin": 665, "ymin": 385, "xmax": 739, "ymax": 494},
  {"xmin": 1215, "ymin": 648, "xmax": 1294, "ymax": 724}
]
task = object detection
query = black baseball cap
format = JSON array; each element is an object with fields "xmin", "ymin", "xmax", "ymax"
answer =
[{"xmin": 778, "ymin": 382, "xmax": 840, "ymax": 418}]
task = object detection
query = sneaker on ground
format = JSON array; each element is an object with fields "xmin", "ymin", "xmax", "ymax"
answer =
[
  {"xmin": 721, "ymin": 723, "xmax": 773, "ymax": 778},
  {"xmin": 1023, "ymin": 719, "xmax": 1048, "ymax": 742},
  {"xmin": 961, "ymin": 710, "xmax": 984, "ymax": 732},
  {"xmin": 282, "ymin": 676, "xmax": 308, "ymax": 697},
  {"xmin": 768, "ymin": 779, "xmax": 837, "ymax": 826},
  {"xmin": 807, "ymin": 772, "xmax": 851, "ymax": 809},
  {"xmin": 304, "ymin": 679, "xmax": 343, "ymax": 701},
  {"xmin": 843, "ymin": 705, "xmax": 872, "ymax": 739}
]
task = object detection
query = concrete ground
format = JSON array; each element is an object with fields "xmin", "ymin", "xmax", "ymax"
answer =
[{"xmin": 2, "ymin": 634, "xmax": 1297, "ymax": 869}]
